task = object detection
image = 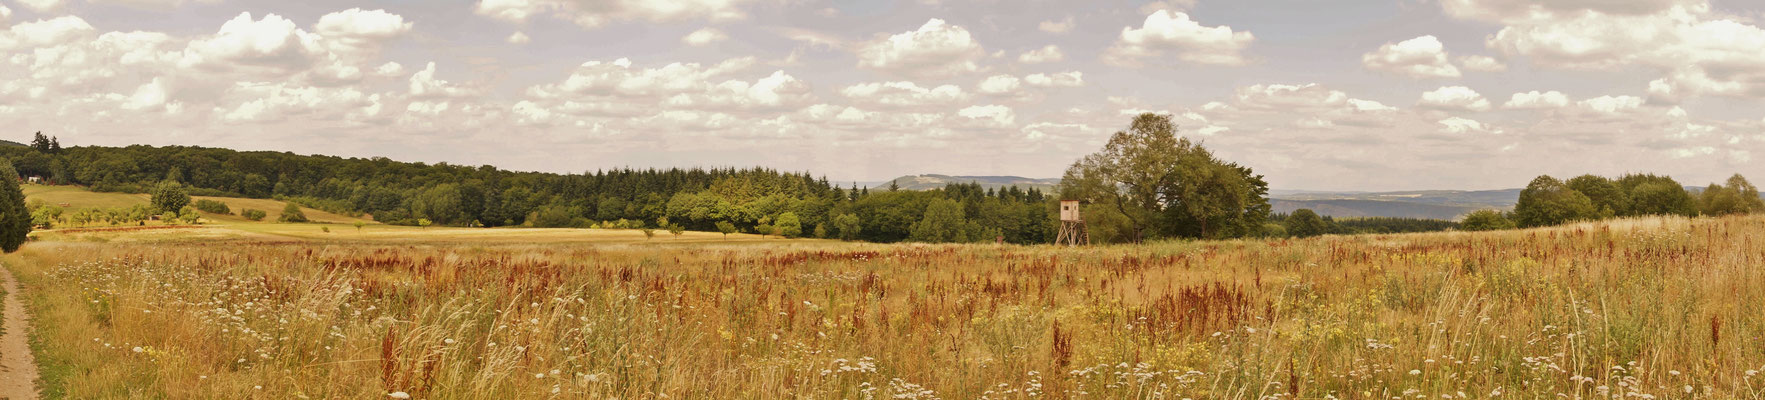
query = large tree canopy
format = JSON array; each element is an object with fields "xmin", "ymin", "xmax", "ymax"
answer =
[
  {"xmin": 1514, "ymin": 175, "xmax": 1599, "ymax": 228},
  {"xmin": 1059, "ymin": 113, "xmax": 1270, "ymax": 242}
]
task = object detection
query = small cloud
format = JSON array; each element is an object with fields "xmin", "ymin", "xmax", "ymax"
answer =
[
  {"xmin": 1017, "ymin": 45, "xmax": 1064, "ymax": 64},
  {"xmin": 682, "ymin": 27, "xmax": 728, "ymax": 46},
  {"xmin": 1503, "ymin": 90, "xmax": 1569, "ymax": 109},
  {"xmin": 1419, "ymin": 86, "xmax": 1491, "ymax": 111},
  {"xmin": 1458, "ymin": 55, "xmax": 1507, "ymax": 72},
  {"xmin": 506, "ymin": 31, "xmax": 531, "ymax": 45},
  {"xmin": 1038, "ymin": 16, "xmax": 1074, "ymax": 34}
]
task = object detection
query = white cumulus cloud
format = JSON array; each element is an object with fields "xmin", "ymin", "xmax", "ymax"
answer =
[
  {"xmin": 857, "ymin": 19, "xmax": 986, "ymax": 79},
  {"xmin": 1419, "ymin": 86, "xmax": 1492, "ymax": 111},
  {"xmin": 1104, "ymin": 10, "xmax": 1254, "ymax": 67},
  {"xmin": 682, "ymin": 27, "xmax": 727, "ymax": 46},
  {"xmin": 1503, "ymin": 90, "xmax": 1570, "ymax": 109},
  {"xmin": 474, "ymin": 0, "xmax": 752, "ymax": 29},
  {"xmin": 1017, "ymin": 45, "xmax": 1063, "ymax": 64},
  {"xmin": 1362, "ymin": 35, "xmax": 1461, "ymax": 78}
]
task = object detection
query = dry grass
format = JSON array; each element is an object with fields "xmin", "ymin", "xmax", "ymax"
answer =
[
  {"xmin": 6, "ymin": 214, "xmax": 1765, "ymax": 398},
  {"xmin": 190, "ymin": 196, "xmax": 373, "ymax": 225},
  {"xmin": 22, "ymin": 184, "xmax": 147, "ymax": 209}
]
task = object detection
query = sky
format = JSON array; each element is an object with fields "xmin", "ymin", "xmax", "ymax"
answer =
[{"xmin": 0, "ymin": 0, "xmax": 1762, "ymax": 191}]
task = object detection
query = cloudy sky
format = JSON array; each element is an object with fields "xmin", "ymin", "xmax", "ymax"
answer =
[{"xmin": 1, "ymin": 0, "xmax": 1762, "ymax": 191}]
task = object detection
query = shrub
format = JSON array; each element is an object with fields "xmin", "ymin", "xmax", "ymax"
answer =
[
  {"xmin": 242, "ymin": 209, "xmax": 267, "ymax": 221},
  {"xmin": 1460, "ymin": 210, "xmax": 1515, "ymax": 231},
  {"xmin": 193, "ymin": 199, "xmax": 231, "ymax": 215},
  {"xmin": 1284, "ymin": 209, "xmax": 1329, "ymax": 238},
  {"xmin": 178, "ymin": 205, "xmax": 201, "ymax": 224},
  {"xmin": 278, "ymin": 203, "xmax": 308, "ymax": 223}
]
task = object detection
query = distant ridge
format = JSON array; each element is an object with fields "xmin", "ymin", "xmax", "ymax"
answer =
[
  {"xmin": 876, "ymin": 174, "xmax": 1061, "ymax": 191},
  {"xmin": 1270, "ymin": 189, "xmax": 1520, "ymax": 220}
]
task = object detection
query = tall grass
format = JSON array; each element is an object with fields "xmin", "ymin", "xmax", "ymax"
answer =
[{"xmin": 6, "ymin": 214, "xmax": 1765, "ymax": 398}]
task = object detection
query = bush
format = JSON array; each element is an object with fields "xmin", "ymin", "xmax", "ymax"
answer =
[
  {"xmin": 193, "ymin": 199, "xmax": 231, "ymax": 215},
  {"xmin": 1284, "ymin": 209, "xmax": 1329, "ymax": 238},
  {"xmin": 1460, "ymin": 209, "xmax": 1515, "ymax": 231},
  {"xmin": 178, "ymin": 205, "xmax": 201, "ymax": 224},
  {"xmin": 278, "ymin": 203, "xmax": 308, "ymax": 223},
  {"xmin": 775, "ymin": 212, "xmax": 802, "ymax": 238},
  {"xmin": 528, "ymin": 205, "xmax": 579, "ymax": 228},
  {"xmin": 242, "ymin": 209, "xmax": 267, "ymax": 221}
]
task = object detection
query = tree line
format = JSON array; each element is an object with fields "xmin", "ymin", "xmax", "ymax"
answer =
[
  {"xmin": 1269, "ymin": 211, "xmax": 1460, "ymax": 238},
  {"xmin": 1460, "ymin": 173, "xmax": 1762, "ymax": 231},
  {"xmin": 3, "ymin": 138, "xmax": 1061, "ymax": 244}
]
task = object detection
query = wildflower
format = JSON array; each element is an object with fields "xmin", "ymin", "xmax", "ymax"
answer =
[
  {"xmin": 388, "ymin": 392, "xmax": 411, "ymax": 399},
  {"xmin": 132, "ymin": 347, "xmax": 144, "ymax": 353},
  {"xmin": 1748, "ymin": 370, "xmax": 1759, "ymax": 377},
  {"xmin": 1409, "ymin": 370, "xmax": 1421, "ymax": 376}
]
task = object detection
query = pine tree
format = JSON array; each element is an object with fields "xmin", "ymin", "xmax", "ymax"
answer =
[
  {"xmin": 48, "ymin": 136, "xmax": 61, "ymax": 153},
  {"xmin": 0, "ymin": 163, "xmax": 32, "ymax": 252},
  {"xmin": 30, "ymin": 132, "xmax": 51, "ymax": 152}
]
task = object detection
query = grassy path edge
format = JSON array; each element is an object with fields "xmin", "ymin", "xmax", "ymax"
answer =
[{"xmin": 0, "ymin": 260, "xmax": 41, "ymax": 399}]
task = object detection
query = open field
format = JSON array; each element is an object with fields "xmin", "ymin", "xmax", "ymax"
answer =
[
  {"xmin": 4, "ymin": 213, "xmax": 1765, "ymax": 398},
  {"xmin": 21, "ymin": 185, "xmax": 147, "ymax": 209}
]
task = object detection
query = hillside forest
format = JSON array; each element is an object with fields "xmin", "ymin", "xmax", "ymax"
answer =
[{"xmin": 11, "ymin": 115, "xmax": 1762, "ymax": 245}]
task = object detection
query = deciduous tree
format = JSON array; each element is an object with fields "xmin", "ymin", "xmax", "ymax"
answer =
[
  {"xmin": 1059, "ymin": 113, "xmax": 1270, "ymax": 242},
  {"xmin": 150, "ymin": 181, "xmax": 192, "ymax": 214},
  {"xmin": 1514, "ymin": 175, "xmax": 1598, "ymax": 227}
]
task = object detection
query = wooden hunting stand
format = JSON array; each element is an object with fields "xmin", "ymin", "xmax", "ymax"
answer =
[{"xmin": 1055, "ymin": 200, "xmax": 1089, "ymax": 246}]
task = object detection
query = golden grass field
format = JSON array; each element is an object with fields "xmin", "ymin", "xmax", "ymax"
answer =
[{"xmin": 9, "ymin": 186, "xmax": 1765, "ymax": 398}]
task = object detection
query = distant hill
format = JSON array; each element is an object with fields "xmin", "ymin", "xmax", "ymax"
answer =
[
  {"xmin": 877, "ymin": 174, "xmax": 1061, "ymax": 191},
  {"xmin": 1272, "ymin": 189, "xmax": 1521, "ymax": 207},
  {"xmin": 1270, "ymin": 189, "xmax": 1521, "ymax": 220},
  {"xmin": 0, "ymin": 139, "xmax": 25, "ymax": 147},
  {"xmin": 1272, "ymin": 199, "xmax": 1488, "ymax": 220}
]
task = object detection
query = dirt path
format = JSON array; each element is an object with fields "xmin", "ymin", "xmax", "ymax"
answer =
[{"xmin": 0, "ymin": 263, "xmax": 39, "ymax": 400}]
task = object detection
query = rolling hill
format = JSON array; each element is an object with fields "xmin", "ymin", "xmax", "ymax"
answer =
[
  {"xmin": 1271, "ymin": 199, "xmax": 1488, "ymax": 220},
  {"xmin": 1269, "ymin": 189, "xmax": 1520, "ymax": 220},
  {"xmin": 875, "ymin": 174, "xmax": 1061, "ymax": 191}
]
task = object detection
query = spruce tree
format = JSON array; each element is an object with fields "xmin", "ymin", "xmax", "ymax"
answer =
[
  {"xmin": 30, "ymin": 132, "xmax": 51, "ymax": 152},
  {"xmin": 0, "ymin": 163, "xmax": 32, "ymax": 252}
]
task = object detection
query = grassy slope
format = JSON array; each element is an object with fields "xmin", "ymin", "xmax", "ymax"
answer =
[
  {"xmin": 24, "ymin": 184, "xmax": 368, "ymax": 224},
  {"xmin": 7, "ymin": 213, "xmax": 1765, "ymax": 398},
  {"xmin": 22, "ymin": 185, "xmax": 147, "ymax": 209}
]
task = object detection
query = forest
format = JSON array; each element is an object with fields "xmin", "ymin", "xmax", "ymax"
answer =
[{"xmin": 8, "ymin": 133, "xmax": 1056, "ymax": 244}]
